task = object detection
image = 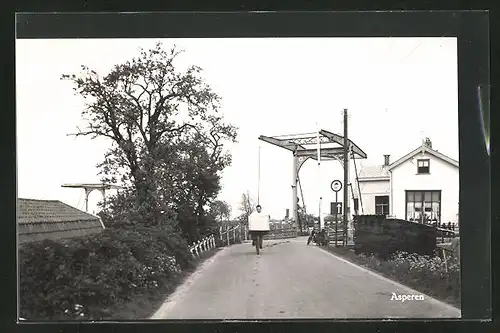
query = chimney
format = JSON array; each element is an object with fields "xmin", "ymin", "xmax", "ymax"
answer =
[
  {"xmin": 383, "ymin": 154, "xmax": 390, "ymax": 166},
  {"xmin": 424, "ymin": 137, "xmax": 432, "ymax": 149}
]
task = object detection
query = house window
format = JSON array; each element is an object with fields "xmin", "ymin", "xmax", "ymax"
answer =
[
  {"xmin": 417, "ymin": 159, "xmax": 430, "ymax": 174},
  {"xmin": 375, "ymin": 196, "xmax": 389, "ymax": 215},
  {"xmin": 406, "ymin": 190, "xmax": 441, "ymax": 224}
]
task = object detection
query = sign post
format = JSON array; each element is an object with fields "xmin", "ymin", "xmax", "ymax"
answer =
[{"xmin": 331, "ymin": 180, "xmax": 343, "ymax": 247}]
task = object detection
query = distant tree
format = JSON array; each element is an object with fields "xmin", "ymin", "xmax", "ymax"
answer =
[
  {"xmin": 209, "ymin": 199, "xmax": 231, "ymax": 222},
  {"xmin": 237, "ymin": 191, "xmax": 254, "ymax": 225},
  {"xmin": 62, "ymin": 42, "xmax": 238, "ymax": 234},
  {"xmin": 297, "ymin": 206, "xmax": 316, "ymax": 229},
  {"xmin": 324, "ymin": 215, "xmax": 335, "ymax": 223}
]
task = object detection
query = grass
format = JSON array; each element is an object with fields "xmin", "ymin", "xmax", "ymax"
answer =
[
  {"xmin": 110, "ymin": 248, "xmax": 222, "ymax": 320},
  {"xmin": 320, "ymin": 244, "xmax": 461, "ymax": 308}
]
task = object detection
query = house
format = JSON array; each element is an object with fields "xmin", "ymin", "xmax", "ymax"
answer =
[
  {"xmin": 354, "ymin": 139, "xmax": 459, "ymax": 226},
  {"xmin": 17, "ymin": 198, "xmax": 105, "ymax": 244}
]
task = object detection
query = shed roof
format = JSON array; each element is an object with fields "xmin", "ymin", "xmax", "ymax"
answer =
[
  {"xmin": 17, "ymin": 198, "xmax": 104, "ymax": 244},
  {"xmin": 357, "ymin": 165, "xmax": 390, "ymax": 180}
]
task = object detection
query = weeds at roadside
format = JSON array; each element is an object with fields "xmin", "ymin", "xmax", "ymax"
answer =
[{"xmin": 321, "ymin": 245, "xmax": 460, "ymax": 308}]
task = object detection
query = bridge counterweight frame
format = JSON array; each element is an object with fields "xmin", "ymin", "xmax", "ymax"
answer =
[{"xmin": 258, "ymin": 129, "xmax": 367, "ymax": 232}]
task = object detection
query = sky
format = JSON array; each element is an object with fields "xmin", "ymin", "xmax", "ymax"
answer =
[{"xmin": 16, "ymin": 37, "xmax": 458, "ymax": 220}]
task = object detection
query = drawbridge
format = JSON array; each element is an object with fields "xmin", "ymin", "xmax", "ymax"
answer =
[{"xmin": 258, "ymin": 110, "xmax": 367, "ymax": 243}]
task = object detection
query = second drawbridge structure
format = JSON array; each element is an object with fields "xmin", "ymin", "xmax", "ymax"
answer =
[{"xmin": 258, "ymin": 109, "xmax": 367, "ymax": 244}]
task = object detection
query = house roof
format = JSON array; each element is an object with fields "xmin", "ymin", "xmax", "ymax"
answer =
[
  {"xmin": 17, "ymin": 198, "xmax": 104, "ymax": 244},
  {"xmin": 387, "ymin": 145, "xmax": 459, "ymax": 171},
  {"xmin": 357, "ymin": 165, "xmax": 390, "ymax": 180}
]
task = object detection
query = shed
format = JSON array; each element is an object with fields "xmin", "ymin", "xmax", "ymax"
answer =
[{"xmin": 17, "ymin": 198, "xmax": 105, "ymax": 244}]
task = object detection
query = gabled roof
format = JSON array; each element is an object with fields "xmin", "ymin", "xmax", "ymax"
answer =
[
  {"xmin": 17, "ymin": 198, "xmax": 105, "ymax": 244},
  {"xmin": 387, "ymin": 145, "xmax": 459, "ymax": 171},
  {"xmin": 357, "ymin": 165, "xmax": 390, "ymax": 181}
]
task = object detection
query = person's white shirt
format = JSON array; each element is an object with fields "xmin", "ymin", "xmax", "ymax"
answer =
[{"xmin": 248, "ymin": 210, "xmax": 270, "ymax": 231}]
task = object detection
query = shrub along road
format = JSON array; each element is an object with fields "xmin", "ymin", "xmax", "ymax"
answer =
[{"xmin": 151, "ymin": 237, "xmax": 460, "ymax": 319}]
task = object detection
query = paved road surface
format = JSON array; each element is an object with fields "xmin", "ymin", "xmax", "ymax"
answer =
[{"xmin": 151, "ymin": 237, "xmax": 460, "ymax": 319}]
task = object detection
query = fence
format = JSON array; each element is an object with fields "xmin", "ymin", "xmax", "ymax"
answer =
[
  {"xmin": 326, "ymin": 225, "xmax": 346, "ymax": 245},
  {"xmin": 436, "ymin": 227, "xmax": 460, "ymax": 245},
  {"xmin": 189, "ymin": 234, "xmax": 217, "ymax": 258},
  {"xmin": 218, "ymin": 224, "xmax": 247, "ymax": 247},
  {"xmin": 264, "ymin": 226, "xmax": 297, "ymax": 240},
  {"xmin": 188, "ymin": 224, "xmax": 299, "ymax": 256}
]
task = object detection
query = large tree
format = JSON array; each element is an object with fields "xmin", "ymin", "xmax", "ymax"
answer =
[{"xmin": 62, "ymin": 42, "xmax": 237, "ymax": 228}]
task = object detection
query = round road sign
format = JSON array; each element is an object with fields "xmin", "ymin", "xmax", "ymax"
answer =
[{"xmin": 331, "ymin": 180, "xmax": 343, "ymax": 192}]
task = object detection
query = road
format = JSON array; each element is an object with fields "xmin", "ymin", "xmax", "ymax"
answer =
[{"xmin": 151, "ymin": 237, "xmax": 461, "ymax": 320}]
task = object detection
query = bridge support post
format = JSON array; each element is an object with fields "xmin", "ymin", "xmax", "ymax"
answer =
[
  {"xmin": 84, "ymin": 188, "xmax": 93, "ymax": 213},
  {"xmin": 292, "ymin": 151, "xmax": 299, "ymax": 228}
]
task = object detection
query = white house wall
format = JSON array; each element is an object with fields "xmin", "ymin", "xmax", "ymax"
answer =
[
  {"xmin": 390, "ymin": 151, "xmax": 459, "ymax": 223},
  {"xmin": 356, "ymin": 180, "xmax": 390, "ymax": 215}
]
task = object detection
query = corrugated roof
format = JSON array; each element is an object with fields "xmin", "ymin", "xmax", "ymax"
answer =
[
  {"xmin": 358, "ymin": 165, "xmax": 390, "ymax": 180},
  {"xmin": 17, "ymin": 198, "xmax": 104, "ymax": 244}
]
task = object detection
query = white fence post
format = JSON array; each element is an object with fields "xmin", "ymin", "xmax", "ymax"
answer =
[
  {"xmin": 226, "ymin": 225, "xmax": 230, "ymax": 245},
  {"xmin": 219, "ymin": 226, "xmax": 223, "ymax": 243}
]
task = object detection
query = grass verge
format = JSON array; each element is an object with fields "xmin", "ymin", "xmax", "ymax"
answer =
[{"xmin": 319, "ymin": 245, "xmax": 461, "ymax": 308}]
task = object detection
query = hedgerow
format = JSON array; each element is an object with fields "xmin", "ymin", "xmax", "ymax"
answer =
[{"xmin": 19, "ymin": 225, "xmax": 196, "ymax": 320}]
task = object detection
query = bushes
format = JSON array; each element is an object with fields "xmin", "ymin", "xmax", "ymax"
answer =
[{"xmin": 19, "ymin": 226, "xmax": 194, "ymax": 320}]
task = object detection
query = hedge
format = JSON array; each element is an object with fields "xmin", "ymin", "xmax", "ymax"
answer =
[{"xmin": 19, "ymin": 226, "xmax": 196, "ymax": 320}]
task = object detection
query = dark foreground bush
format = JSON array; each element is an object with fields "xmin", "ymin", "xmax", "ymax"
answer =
[
  {"xmin": 323, "ymin": 246, "xmax": 461, "ymax": 308},
  {"xmin": 19, "ymin": 226, "xmax": 197, "ymax": 320}
]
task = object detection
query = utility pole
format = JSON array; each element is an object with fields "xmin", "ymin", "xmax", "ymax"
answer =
[
  {"xmin": 343, "ymin": 109, "xmax": 349, "ymax": 247},
  {"xmin": 317, "ymin": 129, "xmax": 322, "ymax": 230},
  {"xmin": 257, "ymin": 145, "xmax": 261, "ymax": 205}
]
